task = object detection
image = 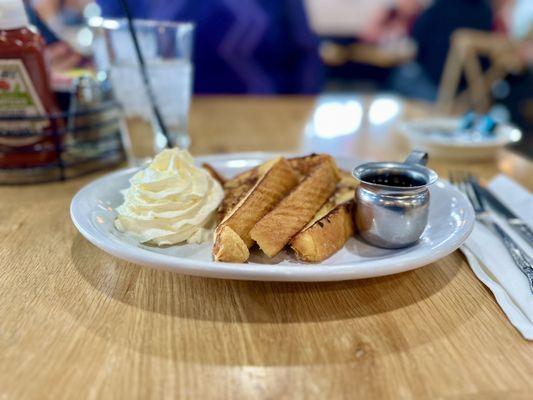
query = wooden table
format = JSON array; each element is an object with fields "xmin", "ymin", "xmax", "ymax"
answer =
[{"xmin": 1, "ymin": 96, "xmax": 532, "ymax": 399}]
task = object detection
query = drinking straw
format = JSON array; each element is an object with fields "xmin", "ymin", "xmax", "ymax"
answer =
[{"xmin": 118, "ymin": 0, "xmax": 172, "ymax": 148}]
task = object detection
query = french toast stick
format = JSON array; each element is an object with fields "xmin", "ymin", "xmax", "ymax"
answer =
[
  {"xmin": 213, "ymin": 157, "xmax": 299, "ymax": 262},
  {"xmin": 250, "ymin": 158, "xmax": 340, "ymax": 257},
  {"xmin": 218, "ymin": 158, "xmax": 281, "ymax": 218},
  {"xmin": 212, "ymin": 225, "xmax": 249, "ymax": 263},
  {"xmin": 217, "ymin": 155, "xmax": 329, "ymax": 220},
  {"xmin": 290, "ymin": 169, "xmax": 357, "ymax": 262},
  {"xmin": 290, "ymin": 201, "xmax": 354, "ymax": 262}
]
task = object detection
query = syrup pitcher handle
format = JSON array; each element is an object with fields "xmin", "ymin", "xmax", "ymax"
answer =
[{"xmin": 404, "ymin": 150, "xmax": 428, "ymax": 166}]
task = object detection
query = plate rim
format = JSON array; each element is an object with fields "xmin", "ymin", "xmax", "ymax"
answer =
[
  {"xmin": 397, "ymin": 118, "xmax": 520, "ymax": 148},
  {"xmin": 70, "ymin": 152, "xmax": 475, "ymax": 281}
]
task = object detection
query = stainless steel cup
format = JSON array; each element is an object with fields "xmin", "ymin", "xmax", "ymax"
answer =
[{"xmin": 352, "ymin": 151, "xmax": 438, "ymax": 248}]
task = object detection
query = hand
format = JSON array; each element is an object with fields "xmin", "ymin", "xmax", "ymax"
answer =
[{"xmin": 45, "ymin": 41, "xmax": 83, "ymax": 72}]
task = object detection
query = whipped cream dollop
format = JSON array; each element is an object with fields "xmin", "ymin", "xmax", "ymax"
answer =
[{"xmin": 115, "ymin": 148, "xmax": 224, "ymax": 246}]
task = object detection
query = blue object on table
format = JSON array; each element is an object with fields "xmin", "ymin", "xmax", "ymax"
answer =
[
  {"xmin": 460, "ymin": 111, "xmax": 477, "ymax": 130},
  {"xmin": 457, "ymin": 112, "xmax": 498, "ymax": 139},
  {"xmin": 479, "ymin": 115, "xmax": 497, "ymax": 135}
]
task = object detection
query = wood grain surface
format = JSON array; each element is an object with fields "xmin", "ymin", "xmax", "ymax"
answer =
[{"xmin": 1, "ymin": 96, "xmax": 532, "ymax": 399}]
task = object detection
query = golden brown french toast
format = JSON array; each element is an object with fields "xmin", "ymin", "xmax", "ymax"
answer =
[
  {"xmin": 213, "ymin": 157, "xmax": 299, "ymax": 261},
  {"xmin": 287, "ymin": 153, "xmax": 325, "ymax": 176},
  {"xmin": 212, "ymin": 225, "xmax": 249, "ymax": 263},
  {"xmin": 250, "ymin": 158, "xmax": 340, "ymax": 257},
  {"xmin": 220, "ymin": 153, "xmax": 324, "ymax": 188},
  {"xmin": 213, "ymin": 155, "xmax": 325, "ymax": 219},
  {"xmin": 337, "ymin": 168, "xmax": 357, "ymax": 190},
  {"xmin": 302, "ymin": 185, "xmax": 352, "ymax": 228},
  {"xmin": 290, "ymin": 202, "xmax": 354, "ymax": 262},
  {"xmin": 217, "ymin": 158, "xmax": 282, "ymax": 218},
  {"xmin": 289, "ymin": 169, "xmax": 357, "ymax": 262},
  {"xmin": 220, "ymin": 174, "xmax": 259, "ymax": 219}
]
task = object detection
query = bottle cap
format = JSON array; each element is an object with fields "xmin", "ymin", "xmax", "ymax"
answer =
[{"xmin": 0, "ymin": 0, "xmax": 29, "ymax": 30}]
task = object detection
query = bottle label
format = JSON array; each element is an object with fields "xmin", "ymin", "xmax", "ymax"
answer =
[{"xmin": 0, "ymin": 59, "xmax": 48, "ymax": 145}]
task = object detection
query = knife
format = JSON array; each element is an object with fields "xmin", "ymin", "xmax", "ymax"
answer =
[{"xmin": 478, "ymin": 186, "xmax": 533, "ymax": 246}]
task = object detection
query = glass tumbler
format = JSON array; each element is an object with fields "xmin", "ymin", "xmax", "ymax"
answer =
[{"xmin": 92, "ymin": 18, "xmax": 194, "ymax": 164}]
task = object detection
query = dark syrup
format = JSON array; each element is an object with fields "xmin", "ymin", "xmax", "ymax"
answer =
[{"xmin": 364, "ymin": 173, "xmax": 426, "ymax": 188}]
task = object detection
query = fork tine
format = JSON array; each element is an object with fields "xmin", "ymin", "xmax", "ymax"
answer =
[
  {"xmin": 463, "ymin": 174, "xmax": 479, "ymax": 210},
  {"xmin": 467, "ymin": 173, "xmax": 485, "ymax": 212},
  {"xmin": 448, "ymin": 171, "xmax": 460, "ymax": 192},
  {"xmin": 456, "ymin": 171, "xmax": 467, "ymax": 195},
  {"xmin": 450, "ymin": 171, "xmax": 462, "ymax": 189},
  {"xmin": 450, "ymin": 170, "xmax": 480, "ymax": 212},
  {"xmin": 450, "ymin": 171, "xmax": 464, "ymax": 197},
  {"xmin": 448, "ymin": 171, "xmax": 456, "ymax": 185},
  {"xmin": 465, "ymin": 172, "xmax": 483, "ymax": 212}
]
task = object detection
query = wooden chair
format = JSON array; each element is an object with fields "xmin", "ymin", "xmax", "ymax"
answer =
[
  {"xmin": 437, "ymin": 29, "xmax": 524, "ymax": 113},
  {"xmin": 319, "ymin": 39, "xmax": 416, "ymax": 69}
]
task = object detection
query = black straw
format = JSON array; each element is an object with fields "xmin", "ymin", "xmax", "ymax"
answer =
[{"xmin": 118, "ymin": 0, "xmax": 172, "ymax": 148}]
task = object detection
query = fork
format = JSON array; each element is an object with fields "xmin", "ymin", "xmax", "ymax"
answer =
[{"xmin": 449, "ymin": 171, "xmax": 533, "ymax": 294}]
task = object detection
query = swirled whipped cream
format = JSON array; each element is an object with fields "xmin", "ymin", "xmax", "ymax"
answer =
[{"xmin": 115, "ymin": 148, "xmax": 224, "ymax": 245}]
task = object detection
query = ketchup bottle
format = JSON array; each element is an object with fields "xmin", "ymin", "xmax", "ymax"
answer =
[{"xmin": 0, "ymin": 0, "xmax": 60, "ymax": 168}]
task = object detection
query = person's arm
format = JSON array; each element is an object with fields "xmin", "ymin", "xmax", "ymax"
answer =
[
  {"xmin": 26, "ymin": 4, "xmax": 84, "ymax": 71},
  {"xmin": 24, "ymin": 3, "xmax": 59, "ymax": 44}
]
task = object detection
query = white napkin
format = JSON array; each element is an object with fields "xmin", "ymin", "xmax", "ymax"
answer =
[{"xmin": 461, "ymin": 174, "xmax": 533, "ymax": 340}]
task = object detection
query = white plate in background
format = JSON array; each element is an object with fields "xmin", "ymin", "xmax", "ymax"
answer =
[{"xmin": 398, "ymin": 118, "xmax": 521, "ymax": 160}]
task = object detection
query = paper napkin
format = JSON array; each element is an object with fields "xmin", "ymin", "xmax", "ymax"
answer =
[{"xmin": 461, "ymin": 174, "xmax": 533, "ymax": 340}]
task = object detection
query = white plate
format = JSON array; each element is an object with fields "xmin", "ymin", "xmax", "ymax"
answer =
[
  {"xmin": 70, "ymin": 152, "xmax": 475, "ymax": 281},
  {"xmin": 398, "ymin": 118, "xmax": 522, "ymax": 160}
]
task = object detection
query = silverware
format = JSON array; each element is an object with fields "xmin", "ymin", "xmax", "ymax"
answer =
[
  {"xmin": 477, "ymin": 185, "xmax": 533, "ymax": 246},
  {"xmin": 352, "ymin": 151, "xmax": 438, "ymax": 248},
  {"xmin": 449, "ymin": 171, "xmax": 533, "ymax": 293}
]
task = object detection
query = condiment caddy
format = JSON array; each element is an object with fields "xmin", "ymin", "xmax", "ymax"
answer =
[{"xmin": 0, "ymin": 0, "xmax": 125, "ymax": 184}]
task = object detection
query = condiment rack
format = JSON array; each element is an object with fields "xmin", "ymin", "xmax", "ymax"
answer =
[{"xmin": 0, "ymin": 100, "xmax": 125, "ymax": 184}]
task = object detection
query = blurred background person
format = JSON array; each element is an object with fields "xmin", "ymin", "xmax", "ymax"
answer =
[
  {"xmin": 392, "ymin": 0, "xmax": 493, "ymax": 101},
  {"xmin": 32, "ymin": 0, "xmax": 91, "ymax": 32},
  {"xmin": 96, "ymin": 0, "xmax": 323, "ymax": 94},
  {"xmin": 25, "ymin": 0, "xmax": 532, "ymax": 112},
  {"xmin": 306, "ymin": 0, "xmax": 424, "ymax": 92},
  {"xmin": 27, "ymin": 1, "xmax": 86, "ymax": 72}
]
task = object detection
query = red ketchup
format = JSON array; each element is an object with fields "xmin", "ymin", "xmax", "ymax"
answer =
[{"xmin": 0, "ymin": 0, "xmax": 60, "ymax": 168}]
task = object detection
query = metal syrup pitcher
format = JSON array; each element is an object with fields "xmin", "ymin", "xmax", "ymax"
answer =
[{"xmin": 352, "ymin": 151, "xmax": 438, "ymax": 248}]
